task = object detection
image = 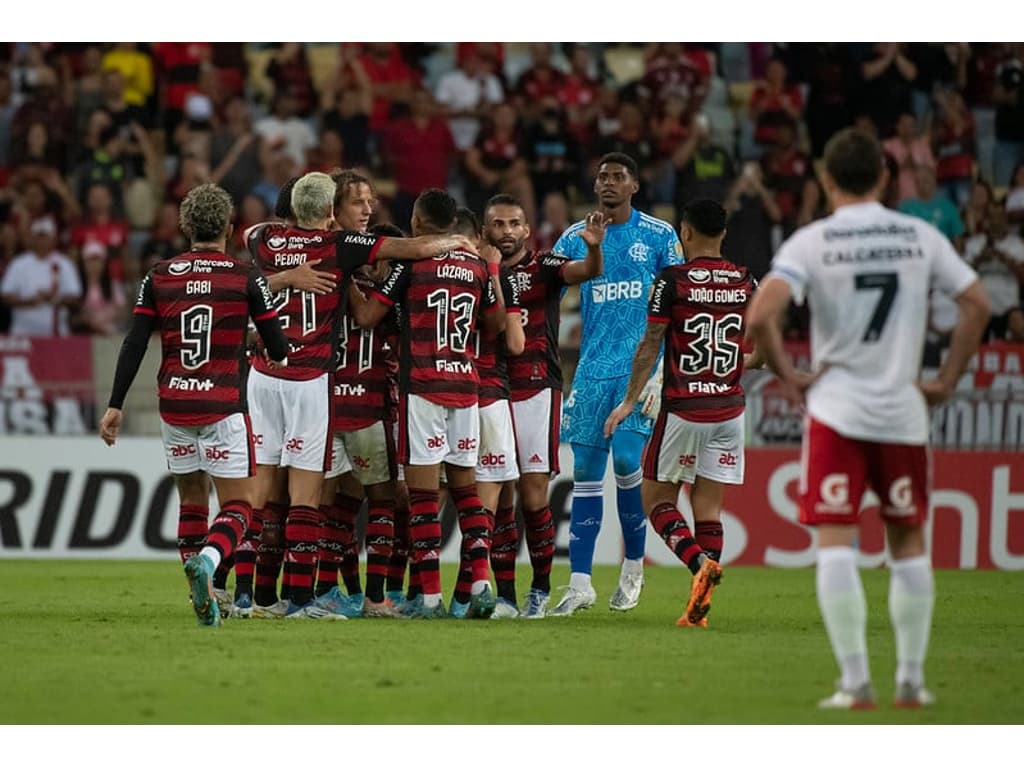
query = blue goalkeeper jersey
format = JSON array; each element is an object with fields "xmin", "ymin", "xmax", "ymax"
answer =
[{"xmin": 554, "ymin": 207, "xmax": 682, "ymax": 380}]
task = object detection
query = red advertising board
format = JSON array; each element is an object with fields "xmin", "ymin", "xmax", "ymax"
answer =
[
  {"xmin": 0, "ymin": 336, "xmax": 96, "ymax": 434},
  {"xmin": 724, "ymin": 449, "xmax": 1024, "ymax": 570}
]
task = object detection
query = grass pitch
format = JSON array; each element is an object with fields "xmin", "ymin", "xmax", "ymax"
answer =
[{"xmin": 1, "ymin": 560, "xmax": 1021, "ymax": 725}]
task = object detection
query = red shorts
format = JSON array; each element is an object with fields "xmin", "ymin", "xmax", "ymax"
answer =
[{"xmin": 799, "ymin": 417, "xmax": 930, "ymax": 527}]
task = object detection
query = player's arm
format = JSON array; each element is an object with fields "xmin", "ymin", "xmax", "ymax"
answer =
[
  {"xmin": 100, "ymin": 272, "xmax": 157, "ymax": 446},
  {"xmin": 745, "ymin": 276, "xmax": 814, "ymax": 405},
  {"xmin": 561, "ymin": 211, "xmax": 608, "ymax": 285},
  {"xmin": 267, "ymin": 260, "xmax": 337, "ymax": 295},
  {"xmin": 349, "ymin": 261, "xmax": 409, "ymax": 330},
  {"xmin": 377, "ymin": 232, "xmax": 480, "ymax": 261},
  {"xmin": 247, "ymin": 269, "xmax": 289, "ymax": 365},
  {"xmin": 478, "ymin": 262, "xmax": 507, "ymax": 336},
  {"xmin": 502, "ymin": 266, "xmax": 525, "ymax": 355},
  {"xmin": 920, "ymin": 280, "xmax": 989, "ymax": 405},
  {"xmin": 603, "ymin": 320, "xmax": 668, "ymax": 437}
]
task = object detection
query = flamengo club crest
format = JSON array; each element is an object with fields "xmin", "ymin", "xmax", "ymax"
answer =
[{"xmin": 628, "ymin": 242, "xmax": 649, "ymax": 262}]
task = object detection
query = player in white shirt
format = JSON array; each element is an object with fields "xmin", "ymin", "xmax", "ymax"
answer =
[{"xmin": 747, "ymin": 128, "xmax": 990, "ymax": 711}]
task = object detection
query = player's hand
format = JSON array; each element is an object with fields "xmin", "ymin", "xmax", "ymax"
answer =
[
  {"xmin": 639, "ymin": 374, "xmax": 662, "ymax": 420},
  {"xmin": 918, "ymin": 377, "xmax": 954, "ymax": 406},
  {"xmin": 262, "ymin": 349, "xmax": 289, "ymax": 370},
  {"xmin": 288, "ymin": 259, "xmax": 336, "ymax": 295},
  {"xmin": 479, "ymin": 242, "xmax": 502, "ymax": 265},
  {"xmin": 777, "ymin": 369, "xmax": 816, "ymax": 408},
  {"xmin": 452, "ymin": 235, "xmax": 479, "ymax": 256},
  {"xmin": 603, "ymin": 401, "xmax": 635, "ymax": 438},
  {"xmin": 579, "ymin": 211, "xmax": 610, "ymax": 248},
  {"xmin": 99, "ymin": 408, "xmax": 122, "ymax": 446}
]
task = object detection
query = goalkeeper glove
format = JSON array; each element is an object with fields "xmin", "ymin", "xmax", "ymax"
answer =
[{"xmin": 639, "ymin": 358, "xmax": 664, "ymax": 420}]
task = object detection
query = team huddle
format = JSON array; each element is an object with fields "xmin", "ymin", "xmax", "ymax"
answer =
[{"xmin": 100, "ymin": 133, "xmax": 988, "ymax": 710}]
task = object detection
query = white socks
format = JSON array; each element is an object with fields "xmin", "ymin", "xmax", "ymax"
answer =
[
  {"xmin": 621, "ymin": 557, "xmax": 644, "ymax": 576},
  {"xmin": 199, "ymin": 546, "xmax": 221, "ymax": 570},
  {"xmin": 816, "ymin": 546, "xmax": 870, "ymax": 690},
  {"xmin": 470, "ymin": 580, "xmax": 489, "ymax": 596},
  {"xmin": 888, "ymin": 555, "xmax": 934, "ymax": 688},
  {"xmin": 422, "ymin": 593, "xmax": 442, "ymax": 608},
  {"xmin": 569, "ymin": 572, "xmax": 592, "ymax": 592}
]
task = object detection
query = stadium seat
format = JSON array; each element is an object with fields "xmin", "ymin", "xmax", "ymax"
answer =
[
  {"xmin": 604, "ymin": 46, "xmax": 645, "ymax": 86},
  {"xmin": 307, "ymin": 44, "xmax": 340, "ymax": 94}
]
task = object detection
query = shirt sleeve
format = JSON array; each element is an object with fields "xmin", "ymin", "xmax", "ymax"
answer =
[
  {"xmin": 538, "ymin": 253, "xmax": 571, "ymax": 289},
  {"xmin": 370, "ymin": 260, "xmax": 410, "ymax": 306},
  {"xmin": 767, "ymin": 231, "xmax": 811, "ymax": 305},
  {"xmin": 133, "ymin": 270, "xmax": 157, "ymax": 316},
  {"xmin": 552, "ymin": 225, "xmax": 584, "ymax": 261},
  {"xmin": 336, "ymin": 230, "xmax": 386, "ymax": 273},
  {"xmin": 647, "ymin": 269, "xmax": 675, "ymax": 323},
  {"xmin": 481, "ymin": 268, "xmax": 499, "ymax": 312},
  {"xmin": 660, "ymin": 229, "xmax": 684, "ymax": 270},
  {"xmin": 930, "ymin": 228, "xmax": 978, "ymax": 299},
  {"xmin": 246, "ymin": 266, "xmax": 279, "ymax": 322},
  {"xmin": 500, "ymin": 267, "xmax": 521, "ymax": 313}
]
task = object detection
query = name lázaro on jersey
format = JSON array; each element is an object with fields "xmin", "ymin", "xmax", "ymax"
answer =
[
  {"xmin": 274, "ymin": 252, "xmax": 309, "ymax": 267},
  {"xmin": 688, "ymin": 287, "xmax": 748, "ymax": 304},
  {"xmin": 823, "ymin": 224, "xmax": 919, "ymax": 242},
  {"xmin": 823, "ymin": 246, "xmax": 924, "ymax": 265},
  {"xmin": 436, "ymin": 359, "xmax": 473, "ymax": 373},
  {"xmin": 437, "ymin": 264, "xmax": 475, "ymax": 282}
]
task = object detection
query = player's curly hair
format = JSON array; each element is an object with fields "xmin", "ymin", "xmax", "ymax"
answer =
[
  {"xmin": 179, "ymin": 183, "xmax": 234, "ymax": 243},
  {"xmin": 330, "ymin": 168, "xmax": 375, "ymax": 210},
  {"xmin": 291, "ymin": 172, "xmax": 336, "ymax": 227}
]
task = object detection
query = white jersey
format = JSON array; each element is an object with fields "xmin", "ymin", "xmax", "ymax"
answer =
[{"xmin": 769, "ymin": 201, "xmax": 977, "ymax": 444}]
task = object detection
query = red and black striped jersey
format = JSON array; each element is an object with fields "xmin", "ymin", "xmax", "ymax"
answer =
[
  {"xmin": 332, "ymin": 311, "xmax": 393, "ymax": 431},
  {"xmin": 247, "ymin": 223, "xmax": 385, "ymax": 381},
  {"xmin": 503, "ymin": 250, "xmax": 569, "ymax": 400},
  {"xmin": 473, "ymin": 266, "xmax": 521, "ymax": 406},
  {"xmin": 134, "ymin": 249, "xmax": 280, "ymax": 426},
  {"xmin": 648, "ymin": 257, "xmax": 755, "ymax": 422},
  {"xmin": 373, "ymin": 251, "xmax": 499, "ymax": 408}
]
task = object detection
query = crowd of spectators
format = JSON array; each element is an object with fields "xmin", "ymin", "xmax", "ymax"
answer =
[{"xmin": 1, "ymin": 41, "xmax": 1023, "ymax": 348}]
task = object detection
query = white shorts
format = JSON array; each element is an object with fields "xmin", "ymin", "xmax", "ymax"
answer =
[
  {"xmin": 477, "ymin": 399, "xmax": 519, "ymax": 483},
  {"xmin": 643, "ymin": 411, "xmax": 745, "ymax": 485},
  {"xmin": 512, "ymin": 388, "xmax": 561, "ymax": 475},
  {"xmin": 160, "ymin": 412, "xmax": 255, "ymax": 479},
  {"xmin": 326, "ymin": 420, "xmax": 394, "ymax": 486},
  {"xmin": 399, "ymin": 394, "xmax": 479, "ymax": 468},
  {"xmin": 248, "ymin": 368, "xmax": 331, "ymax": 472}
]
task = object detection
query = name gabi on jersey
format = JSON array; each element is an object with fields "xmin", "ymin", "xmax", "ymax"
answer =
[
  {"xmin": 436, "ymin": 359, "xmax": 473, "ymax": 374},
  {"xmin": 169, "ymin": 376, "xmax": 215, "ymax": 391},
  {"xmin": 333, "ymin": 382, "xmax": 366, "ymax": 397},
  {"xmin": 274, "ymin": 252, "xmax": 309, "ymax": 267},
  {"xmin": 688, "ymin": 287, "xmax": 748, "ymax": 304},
  {"xmin": 592, "ymin": 280, "xmax": 643, "ymax": 303},
  {"xmin": 437, "ymin": 264, "xmax": 475, "ymax": 282},
  {"xmin": 822, "ymin": 246, "xmax": 924, "ymax": 266},
  {"xmin": 186, "ymin": 280, "xmax": 211, "ymax": 295}
]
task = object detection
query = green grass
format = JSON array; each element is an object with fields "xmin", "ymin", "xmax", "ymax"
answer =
[{"xmin": 1, "ymin": 560, "xmax": 1021, "ymax": 724}]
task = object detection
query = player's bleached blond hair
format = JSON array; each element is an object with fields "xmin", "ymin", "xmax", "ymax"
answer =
[
  {"xmin": 179, "ymin": 183, "xmax": 234, "ymax": 243},
  {"xmin": 291, "ymin": 172, "xmax": 337, "ymax": 227}
]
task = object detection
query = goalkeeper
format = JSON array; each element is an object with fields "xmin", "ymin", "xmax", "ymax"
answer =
[{"xmin": 549, "ymin": 153, "xmax": 683, "ymax": 617}]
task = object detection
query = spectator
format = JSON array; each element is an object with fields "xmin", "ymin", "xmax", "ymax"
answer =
[
  {"xmin": 66, "ymin": 46, "xmax": 105, "ymax": 140},
  {"xmin": 965, "ymin": 43, "xmax": 1012, "ymax": 183},
  {"xmin": 801, "ymin": 43, "xmax": 858, "ymax": 157},
  {"xmin": 760, "ymin": 119, "xmax": 816, "ymax": 236},
  {"xmin": 231, "ymin": 194, "xmax": 271, "ymax": 257},
  {"xmin": 70, "ymin": 182, "xmax": 130, "ymax": 284},
  {"xmin": 208, "ymin": 96, "xmax": 259, "ymax": 206},
  {"xmin": 456, "ymin": 42, "xmax": 505, "ymax": 85},
  {"xmin": 672, "ymin": 112, "xmax": 735, "ymax": 220},
  {"xmin": 165, "ymin": 152, "xmax": 210, "ymax": 207},
  {"xmin": 749, "ymin": 57, "xmax": 804, "ymax": 150},
  {"xmin": 434, "ymin": 48, "xmax": 504, "ymax": 154},
  {"xmin": 963, "ymin": 177, "xmax": 994, "ymax": 237},
  {"xmin": 594, "ymin": 85, "xmax": 622, "ymax": 142},
  {"xmin": 0, "ymin": 216, "xmax": 81, "ymax": 336},
  {"xmin": 1005, "ymin": 162, "xmax": 1024, "ymax": 230},
  {"xmin": 249, "ymin": 147, "xmax": 297, "ymax": 213},
  {"xmin": 265, "ymin": 43, "xmax": 316, "ymax": 118},
  {"xmin": 358, "ymin": 43, "xmax": 420, "ymax": 137},
  {"xmin": 139, "ymin": 201, "xmax": 186, "ymax": 273},
  {"xmin": 641, "ymin": 43, "xmax": 711, "ymax": 119},
  {"xmin": 320, "ymin": 44, "xmax": 373, "ymax": 169},
  {"xmin": 899, "ymin": 165, "xmax": 965, "ymax": 245},
  {"xmin": 723, "ymin": 159, "xmax": 782, "ymax": 281},
  {"xmin": 932, "ymin": 91, "xmax": 976, "ymax": 207},
  {"xmin": 382, "ymin": 88, "xmax": 456, "ymax": 230},
  {"xmin": 10, "ymin": 174, "xmax": 78, "ymax": 244},
  {"xmin": 463, "ymin": 101, "xmax": 535, "ymax": 226},
  {"xmin": 525, "ymin": 97, "xmax": 579, "ymax": 207},
  {"xmin": 152, "ymin": 42, "xmax": 211, "ymax": 138},
  {"xmin": 558, "ymin": 46, "xmax": 602, "ymax": 146},
  {"xmin": 306, "ymin": 128, "xmax": 346, "ymax": 175},
  {"xmin": 963, "ymin": 200, "xmax": 1024, "ymax": 340},
  {"xmin": 100, "ymin": 43, "xmax": 154, "ymax": 115},
  {"xmin": 993, "ymin": 50, "xmax": 1024, "ymax": 187},
  {"xmin": 858, "ymin": 42, "xmax": 918, "ymax": 138},
  {"xmin": 73, "ymin": 240, "xmax": 126, "ymax": 336},
  {"xmin": 10, "ymin": 120, "xmax": 66, "ymax": 179},
  {"xmin": 597, "ymin": 101, "xmax": 655, "ymax": 210},
  {"xmin": 71, "ymin": 122, "xmax": 132, "ymax": 214},
  {"xmin": 882, "ymin": 112, "xmax": 936, "ymax": 204},
  {"xmin": 534, "ymin": 189, "xmax": 571, "ymax": 252},
  {"xmin": 254, "ymin": 91, "xmax": 317, "ymax": 171},
  {"xmin": 514, "ymin": 43, "xmax": 566, "ymax": 124},
  {"xmin": 650, "ymin": 93, "xmax": 690, "ymax": 203}
]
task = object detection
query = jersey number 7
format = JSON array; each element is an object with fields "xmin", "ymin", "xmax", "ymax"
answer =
[{"xmin": 854, "ymin": 272, "xmax": 899, "ymax": 343}]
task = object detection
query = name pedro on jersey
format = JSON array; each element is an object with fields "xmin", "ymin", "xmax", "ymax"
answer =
[{"xmin": 687, "ymin": 287, "xmax": 748, "ymax": 304}]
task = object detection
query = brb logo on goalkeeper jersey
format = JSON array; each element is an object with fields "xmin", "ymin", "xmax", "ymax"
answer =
[{"xmin": 591, "ymin": 280, "xmax": 643, "ymax": 303}]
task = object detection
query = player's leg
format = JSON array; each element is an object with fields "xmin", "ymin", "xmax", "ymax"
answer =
[
  {"xmin": 488, "ymin": 480, "xmax": 521, "ymax": 618},
  {"xmin": 801, "ymin": 418, "xmax": 875, "ymax": 709},
  {"xmin": 160, "ymin": 420, "xmax": 210, "ymax": 566},
  {"xmin": 334, "ymin": 473, "xmax": 366, "ymax": 601},
  {"xmin": 251, "ymin": 469, "xmax": 288, "ymax": 616},
  {"xmin": 512, "ymin": 388, "xmax": 559, "ymax": 618},
  {"xmin": 609, "ymin": 428, "xmax": 648, "ymax": 611},
  {"xmin": 873, "ymin": 442, "xmax": 935, "ymax": 707}
]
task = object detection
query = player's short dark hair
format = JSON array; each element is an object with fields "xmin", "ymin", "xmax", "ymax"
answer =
[
  {"xmin": 413, "ymin": 188, "xmax": 457, "ymax": 231},
  {"xmin": 681, "ymin": 199, "xmax": 728, "ymax": 238},
  {"xmin": 824, "ymin": 128, "xmax": 884, "ymax": 196},
  {"xmin": 180, "ymin": 183, "xmax": 233, "ymax": 242},
  {"xmin": 369, "ymin": 222, "xmax": 405, "ymax": 238},
  {"xmin": 485, "ymin": 193, "xmax": 522, "ymax": 212},
  {"xmin": 275, "ymin": 176, "xmax": 300, "ymax": 220},
  {"xmin": 453, "ymin": 207, "xmax": 481, "ymax": 238},
  {"xmin": 598, "ymin": 152, "xmax": 639, "ymax": 180}
]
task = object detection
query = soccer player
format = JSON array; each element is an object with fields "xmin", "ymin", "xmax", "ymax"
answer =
[
  {"xmin": 551, "ymin": 153, "xmax": 682, "ymax": 616},
  {"xmin": 604, "ymin": 199, "xmax": 759, "ymax": 627},
  {"xmin": 350, "ymin": 188, "xmax": 506, "ymax": 619},
  {"xmin": 98, "ymin": 183, "xmax": 290, "ymax": 627},
  {"xmin": 448, "ymin": 206, "xmax": 526, "ymax": 618},
  {"xmin": 246, "ymin": 173, "xmax": 478, "ymax": 617},
  {"xmin": 746, "ymin": 128, "xmax": 990, "ymax": 709},
  {"xmin": 483, "ymin": 193, "xmax": 607, "ymax": 618}
]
